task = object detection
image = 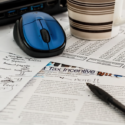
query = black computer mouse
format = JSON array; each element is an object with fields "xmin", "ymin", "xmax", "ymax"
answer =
[{"xmin": 13, "ymin": 12, "xmax": 66, "ymax": 58}]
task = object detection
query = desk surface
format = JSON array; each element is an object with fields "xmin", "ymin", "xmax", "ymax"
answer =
[{"xmin": 0, "ymin": 10, "xmax": 125, "ymax": 125}]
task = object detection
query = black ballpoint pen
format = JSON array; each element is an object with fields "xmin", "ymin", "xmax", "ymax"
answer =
[{"xmin": 86, "ymin": 83, "xmax": 125, "ymax": 113}]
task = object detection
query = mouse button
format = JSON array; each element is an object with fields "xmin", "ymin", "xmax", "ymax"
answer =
[
  {"xmin": 46, "ymin": 21, "xmax": 65, "ymax": 50},
  {"xmin": 40, "ymin": 19, "xmax": 51, "ymax": 34},
  {"xmin": 23, "ymin": 22, "xmax": 49, "ymax": 50},
  {"xmin": 36, "ymin": 12, "xmax": 55, "ymax": 21},
  {"xmin": 35, "ymin": 20, "xmax": 43, "ymax": 34},
  {"xmin": 22, "ymin": 12, "xmax": 36, "ymax": 25},
  {"xmin": 40, "ymin": 29, "xmax": 50, "ymax": 43}
]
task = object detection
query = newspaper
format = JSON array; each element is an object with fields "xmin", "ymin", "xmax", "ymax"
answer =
[{"xmin": 0, "ymin": 62, "xmax": 124, "ymax": 125}]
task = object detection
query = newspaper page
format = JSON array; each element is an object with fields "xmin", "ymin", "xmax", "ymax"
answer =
[
  {"xmin": 52, "ymin": 11, "xmax": 125, "ymax": 75},
  {"xmin": 0, "ymin": 62, "xmax": 124, "ymax": 125}
]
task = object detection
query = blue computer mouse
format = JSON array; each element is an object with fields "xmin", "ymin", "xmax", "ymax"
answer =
[{"xmin": 13, "ymin": 12, "xmax": 66, "ymax": 58}]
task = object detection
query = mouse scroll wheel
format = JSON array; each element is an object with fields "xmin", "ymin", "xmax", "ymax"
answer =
[{"xmin": 40, "ymin": 29, "xmax": 50, "ymax": 43}]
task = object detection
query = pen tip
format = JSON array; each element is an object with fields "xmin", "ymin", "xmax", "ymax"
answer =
[{"xmin": 86, "ymin": 83, "xmax": 91, "ymax": 86}]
